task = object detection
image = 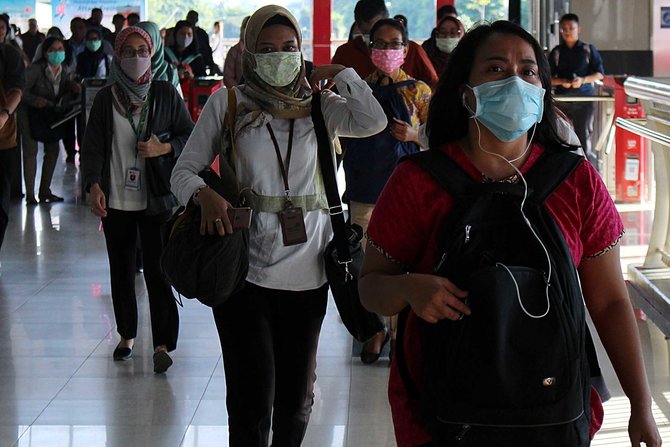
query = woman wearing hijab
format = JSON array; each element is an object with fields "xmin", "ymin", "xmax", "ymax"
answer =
[
  {"xmin": 165, "ymin": 20, "xmax": 206, "ymax": 79},
  {"xmin": 171, "ymin": 5, "xmax": 386, "ymax": 446},
  {"xmin": 76, "ymin": 28, "xmax": 112, "ymax": 78},
  {"xmin": 81, "ymin": 26, "xmax": 194, "ymax": 373},
  {"xmin": 136, "ymin": 21, "xmax": 180, "ymax": 91},
  {"xmin": 422, "ymin": 15, "xmax": 465, "ymax": 77}
]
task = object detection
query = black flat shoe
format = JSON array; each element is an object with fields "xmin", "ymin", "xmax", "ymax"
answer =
[
  {"xmin": 113, "ymin": 346, "xmax": 133, "ymax": 361},
  {"xmin": 360, "ymin": 331, "xmax": 390, "ymax": 365},
  {"xmin": 39, "ymin": 194, "xmax": 64, "ymax": 203},
  {"xmin": 153, "ymin": 351, "xmax": 173, "ymax": 373}
]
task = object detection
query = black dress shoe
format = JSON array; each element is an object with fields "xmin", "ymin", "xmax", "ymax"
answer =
[
  {"xmin": 360, "ymin": 331, "xmax": 390, "ymax": 364},
  {"xmin": 153, "ymin": 351, "xmax": 173, "ymax": 373},
  {"xmin": 113, "ymin": 346, "xmax": 133, "ymax": 361}
]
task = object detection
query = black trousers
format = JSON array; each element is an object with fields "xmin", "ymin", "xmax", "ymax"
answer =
[
  {"xmin": 0, "ymin": 147, "xmax": 16, "ymax": 251},
  {"xmin": 102, "ymin": 209, "xmax": 179, "ymax": 350},
  {"xmin": 213, "ymin": 281, "xmax": 328, "ymax": 447},
  {"xmin": 557, "ymin": 101, "xmax": 597, "ymax": 169}
]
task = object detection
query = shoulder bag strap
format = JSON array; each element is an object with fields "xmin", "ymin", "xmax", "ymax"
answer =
[
  {"xmin": 402, "ymin": 149, "xmax": 476, "ymax": 202},
  {"xmin": 215, "ymin": 88, "xmax": 241, "ymax": 202},
  {"xmin": 524, "ymin": 149, "xmax": 582, "ymax": 205},
  {"xmin": 312, "ymin": 92, "xmax": 351, "ymax": 264}
]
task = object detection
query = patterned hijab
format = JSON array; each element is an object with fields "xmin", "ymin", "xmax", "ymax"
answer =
[
  {"xmin": 240, "ymin": 5, "xmax": 312, "ymax": 119},
  {"xmin": 136, "ymin": 21, "xmax": 179, "ymax": 90},
  {"xmin": 107, "ymin": 26, "xmax": 154, "ymax": 111}
]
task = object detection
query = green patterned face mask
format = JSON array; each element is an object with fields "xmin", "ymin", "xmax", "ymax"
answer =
[{"xmin": 254, "ymin": 51, "xmax": 302, "ymax": 87}]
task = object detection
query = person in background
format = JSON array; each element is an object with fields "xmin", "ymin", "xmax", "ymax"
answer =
[
  {"xmin": 549, "ymin": 13, "xmax": 604, "ymax": 170},
  {"xmin": 348, "ymin": 22, "xmax": 361, "ymax": 42},
  {"xmin": 108, "ymin": 13, "xmax": 126, "ymax": 45},
  {"xmin": 19, "ymin": 36, "xmax": 80, "ymax": 203},
  {"xmin": 81, "ymin": 26, "xmax": 193, "ymax": 373},
  {"xmin": 65, "ymin": 17, "xmax": 87, "ymax": 68},
  {"xmin": 393, "ymin": 14, "xmax": 408, "ymax": 35},
  {"xmin": 0, "ymin": 15, "xmax": 26, "ymax": 63},
  {"xmin": 437, "ymin": 4, "xmax": 458, "ymax": 20},
  {"xmin": 137, "ymin": 21, "xmax": 180, "ymax": 92},
  {"xmin": 343, "ymin": 17, "xmax": 431, "ymax": 364},
  {"xmin": 332, "ymin": 0, "xmax": 438, "ymax": 88},
  {"xmin": 0, "ymin": 32, "xmax": 25, "ymax": 252},
  {"xmin": 166, "ymin": 20, "xmax": 207, "ymax": 79},
  {"xmin": 210, "ymin": 21, "xmax": 225, "ymax": 72},
  {"xmin": 223, "ymin": 16, "xmax": 249, "ymax": 88},
  {"xmin": 170, "ymin": 6, "xmax": 385, "ymax": 445},
  {"xmin": 186, "ymin": 10, "xmax": 219, "ymax": 74},
  {"xmin": 76, "ymin": 28, "xmax": 112, "ymax": 78},
  {"xmin": 20, "ymin": 18, "xmax": 45, "ymax": 62},
  {"xmin": 359, "ymin": 20, "xmax": 661, "ymax": 447},
  {"xmin": 127, "ymin": 13, "xmax": 140, "ymax": 27},
  {"xmin": 86, "ymin": 7, "xmax": 112, "ymax": 41},
  {"xmin": 422, "ymin": 15, "xmax": 464, "ymax": 77}
]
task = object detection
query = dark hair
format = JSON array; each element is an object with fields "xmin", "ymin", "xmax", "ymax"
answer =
[
  {"xmin": 86, "ymin": 28, "xmax": 102, "ymax": 40},
  {"xmin": 71, "ymin": 17, "xmax": 86, "ymax": 26},
  {"xmin": 112, "ymin": 13, "xmax": 124, "ymax": 22},
  {"xmin": 354, "ymin": 0, "xmax": 389, "ymax": 25},
  {"xmin": 0, "ymin": 14, "xmax": 8, "ymax": 33},
  {"xmin": 393, "ymin": 14, "xmax": 408, "ymax": 33},
  {"xmin": 437, "ymin": 5, "xmax": 458, "ymax": 20},
  {"xmin": 427, "ymin": 20, "xmax": 570, "ymax": 149},
  {"xmin": 127, "ymin": 13, "xmax": 140, "ymax": 21},
  {"xmin": 91, "ymin": 8, "xmax": 102, "ymax": 15},
  {"xmin": 369, "ymin": 18, "xmax": 408, "ymax": 45},
  {"xmin": 41, "ymin": 36, "xmax": 64, "ymax": 62},
  {"xmin": 559, "ymin": 13, "xmax": 579, "ymax": 25}
]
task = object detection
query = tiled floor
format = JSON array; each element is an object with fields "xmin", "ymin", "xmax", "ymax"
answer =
[{"xmin": 0, "ymin": 151, "xmax": 668, "ymax": 446}]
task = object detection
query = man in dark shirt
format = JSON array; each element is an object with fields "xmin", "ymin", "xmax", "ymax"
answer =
[
  {"xmin": 549, "ymin": 13, "xmax": 605, "ymax": 169},
  {"xmin": 186, "ymin": 10, "xmax": 220, "ymax": 75},
  {"xmin": 0, "ymin": 41, "xmax": 25, "ymax": 253},
  {"xmin": 19, "ymin": 19, "xmax": 45, "ymax": 61},
  {"xmin": 86, "ymin": 8, "xmax": 112, "ymax": 42},
  {"xmin": 331, "ymin": 0, "xmax": 438, "ymax": 88}
]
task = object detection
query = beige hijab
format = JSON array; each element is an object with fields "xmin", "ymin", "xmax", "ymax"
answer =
[{"xmin": 240, "ymin": 5, "xmax": 312, "ymax": 119}]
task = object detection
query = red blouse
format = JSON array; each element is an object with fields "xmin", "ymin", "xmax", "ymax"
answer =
[{"xmin": 366, "ymin": 142, "xmax": 623, "ymax": 447}]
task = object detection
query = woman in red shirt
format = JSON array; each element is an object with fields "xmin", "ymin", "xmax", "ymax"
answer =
[{"xmin": 359, "ymin": 20, "xmax": 661, "ymax": 447}]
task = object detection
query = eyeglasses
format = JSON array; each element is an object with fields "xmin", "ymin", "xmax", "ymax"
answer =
[
  {"xmin": 370, "ymin": 40, "xmax": 406, "ymax": 50},
  {"xmin": 120, "ymin": 48, "xmax": 150, "ymax": 58}
]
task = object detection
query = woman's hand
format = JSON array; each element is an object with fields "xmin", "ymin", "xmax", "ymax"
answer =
[
  {"xmin": 89, "ymin": 183, "xmax": 107, "ymax": 218},
  {"xmin": 404, "ymin": 273, "xmax": 470, "ymax": 323},
  {"xmin": 310, "ymin": 64, "xmax": 346, "ymax": 92},
  {"xmin": 196, "ymin": 187, "xmax": 234, "ymax": 236},
  {"xmin": 35, "ymin": 97, "xmax": 49, "ymax": 108},
  {"xmin": 137, "ymin": 134, "xmax": 171, "ymax": 158},
  {"xmin": 390, "ymin": 118, "xmax": 419, "ymax": 144},
  {"xmin": 629, "ymin": 405, "xmax": 662, "ymax": 447},
  {"xmin": 571, "ymin": 76, "xmax": 585, "ymax": 88}
]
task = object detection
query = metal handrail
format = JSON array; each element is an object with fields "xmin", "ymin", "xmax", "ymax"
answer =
[
  {"xmin": 615, "ymin": 117, "xmax": 670, "ymax": 148},
  {"xmin": 554, "ymin": 95, "xmax": 615, "ymax": 103},
  {"xmin": 623, "ymin": 77, "xmax": 670, "ymax": 104}
]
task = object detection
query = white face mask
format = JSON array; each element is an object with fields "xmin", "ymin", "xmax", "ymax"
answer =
[
  {"xmin": 120, "ymin": 56, "xmax": 151, "ymax": 80},
  {"xmin": 436, "ymin": 37, "xmax": 460, "ymax": 53},
  {"xmin": 254, "ymin": 51, "xmax": 302, "ymax": 87},
  {"xmin": 177, "ymin": 34, "xmax": 193, "ymax": 48}
]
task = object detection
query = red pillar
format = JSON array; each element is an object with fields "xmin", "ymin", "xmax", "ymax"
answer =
[
  {"xmin": 436, "ymin": 0, "xmax": 455, "ymax": 7},
  {"xmin": 313, "ymin": 0, "xmax": 332, "ymax": 65}
]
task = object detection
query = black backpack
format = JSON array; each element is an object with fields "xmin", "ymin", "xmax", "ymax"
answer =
[{"xmin": 397, "ymin": 148, "xmax": 593, "ymax": 446}]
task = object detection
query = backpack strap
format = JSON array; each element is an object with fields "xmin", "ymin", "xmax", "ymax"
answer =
[
  {"xmin": 402, "ymin": 149, "xmax": 476, "ymax": 203},
  {"xmin": 312, "ymin": 91, "xmax": 351, "ymax": 265},
  {"xmin": 404, "ymin": 147, "xmax": 583, "ymax": 205}
]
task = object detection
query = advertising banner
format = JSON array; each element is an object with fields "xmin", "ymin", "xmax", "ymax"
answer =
[{"xmin": 52, "ymin": 0, "xmax": 144, "ymax": 33}]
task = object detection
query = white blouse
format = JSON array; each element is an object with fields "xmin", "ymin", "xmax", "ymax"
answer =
[
  {"xmin": 171, "ymin": 68, "xmax": 386, "ymax": 291},
  {"xmin": 108, "ymin": 106, "xmax": 147, "ymax": 211}
]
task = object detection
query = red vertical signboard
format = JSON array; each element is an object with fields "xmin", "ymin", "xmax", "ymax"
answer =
[{"xmin": 313, "ymin": 0, "xmax": 332, "ymax": 65}]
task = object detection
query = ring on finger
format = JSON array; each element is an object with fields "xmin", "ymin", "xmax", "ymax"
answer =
[
  {"xmin": 457, "ymin": 312, "xmax": 464, "ymax": 321},
  {"xmin": 214, "ymin": 218, "xmax": 222, "ymax": 223}
]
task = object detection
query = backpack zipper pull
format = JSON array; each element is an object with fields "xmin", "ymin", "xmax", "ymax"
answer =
[
  {"xmin": 435, "ymin": 253, "xmax": 447, "ymax": 272},
  {"xmin": 455, "ymin": 424, "xmax": 471, "ymax": 441},
  {"xmin": 464, "ymin": 225, "xmax": 471, "ymax": 244}
]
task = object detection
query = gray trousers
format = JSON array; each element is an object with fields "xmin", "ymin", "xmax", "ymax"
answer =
[{"xmin": 18, "ymin": 106, "xmax": 60, "ymax": 199}]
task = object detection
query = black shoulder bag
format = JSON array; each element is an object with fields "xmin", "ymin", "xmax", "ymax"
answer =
[
  {"xmin": 144, "ymin": 83, "xmax": 176, "ymax": 197},
  {"xmin": 311, "ymin": 92, "xmax": 385, "ymax": 343}
]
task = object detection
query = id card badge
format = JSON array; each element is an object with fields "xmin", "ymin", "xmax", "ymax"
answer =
[
  {"xmin": 125, "ymin": 167, "xmax": 141, "ymax": 191},
  {"xmin": 279, "ymin": 205, "xmax": 307, "ymax": 246}
]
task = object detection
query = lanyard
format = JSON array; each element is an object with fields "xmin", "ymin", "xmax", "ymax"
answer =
[
  {"xmin": 125, "ymin": 92, "xmax": 151, "ymax": 141},
  {"xmin": 266, "ymin": 120, "xmax": 295, "ymax": 199}
]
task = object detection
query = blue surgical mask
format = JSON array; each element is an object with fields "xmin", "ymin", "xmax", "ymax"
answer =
[
  {"xmin": 47, "ymin": 50, "xmax": 66, "ymax": 65},
  {"xmin": 466, "ymin": 76, "xmax": 545, "ymax": 142},
  {"xmin": 86, "ymin": 40, "xmax": 102, "ymax": 52}
]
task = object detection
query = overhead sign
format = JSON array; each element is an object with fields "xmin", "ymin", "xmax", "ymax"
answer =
[
  {"xmin": 662, "ymin": 6, "xmax": 670, "ymax": 28},
  {"xmin": 52, "ymin": 0, "xmax": 145, "ymax": 34}
]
